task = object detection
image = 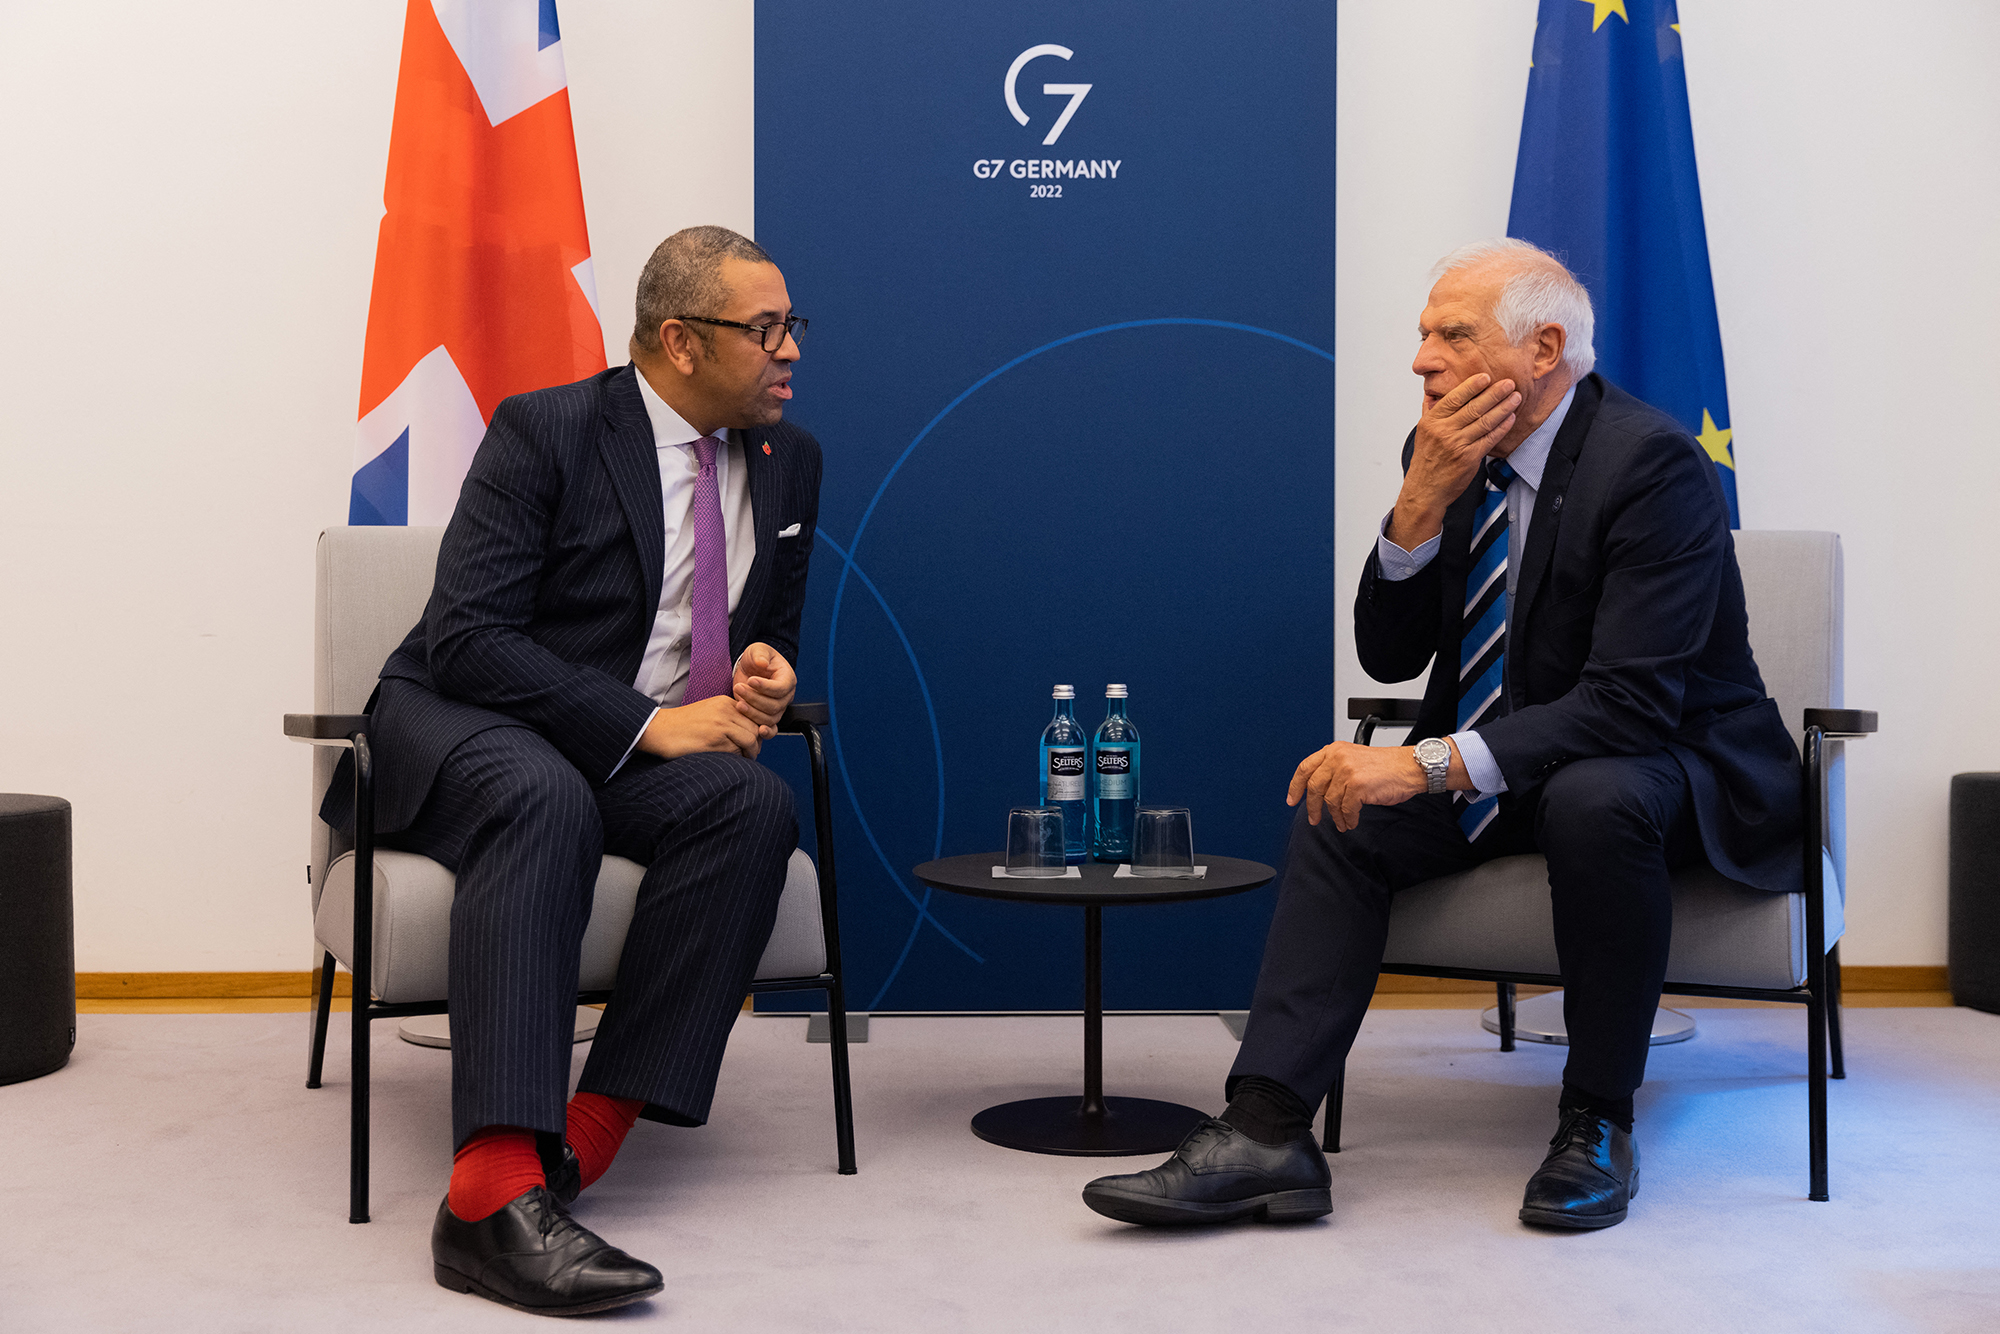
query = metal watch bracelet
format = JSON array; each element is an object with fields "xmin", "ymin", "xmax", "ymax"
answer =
[{"xmin": 1414, "ymin": 736, "xmax": 1452, "ymax": 794}]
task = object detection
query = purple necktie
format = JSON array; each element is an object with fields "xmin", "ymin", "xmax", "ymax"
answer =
[{"xmin": 683, "ymin": 433, "xmax": 733, "ymax": 704}]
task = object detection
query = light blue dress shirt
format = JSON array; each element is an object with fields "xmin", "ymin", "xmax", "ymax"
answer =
[{"xmin": 1374, "ymin": 384, "xmax": 1577, "ymax": 798}]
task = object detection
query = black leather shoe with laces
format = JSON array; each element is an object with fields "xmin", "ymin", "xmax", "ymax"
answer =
[
  {"xmin": 431, "ymin": 1186, "xmax": 664, "ymax": 1316},
  {"xmin": 1081, "ymin": 1118, "xmax": 1333, "ymax": 1226},
  {"xmin": 1519, "ymin": 1108, "xmax": 1639, "ymax": 1230}
]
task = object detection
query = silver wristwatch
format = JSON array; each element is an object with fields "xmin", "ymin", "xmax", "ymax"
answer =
[{"xmin": 1413, "ymin": 736, "xmax": 1453, "ymax": 794}]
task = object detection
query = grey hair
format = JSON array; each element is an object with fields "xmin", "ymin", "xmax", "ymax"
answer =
[
  {"xmin": 632, "ymin": 225, "xmax": 774, "ymax": 354},
  {"xmin": 1430, "ymin": 237, "xmax": 1596, "ymax": 377}
]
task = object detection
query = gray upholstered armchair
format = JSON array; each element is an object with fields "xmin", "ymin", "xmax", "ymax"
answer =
[
  {"xmin": 1331, "ymin": 530, "xmax": 1874, "ymax": 1201},
  {"xmin": 285, "ymin": 525, "xmax": 854, "ymax": 1222}
]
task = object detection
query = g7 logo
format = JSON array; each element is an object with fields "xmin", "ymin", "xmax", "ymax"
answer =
[{"xmin": 1005, "ymin": 44, "xmax": 1091, "ymax": 147}]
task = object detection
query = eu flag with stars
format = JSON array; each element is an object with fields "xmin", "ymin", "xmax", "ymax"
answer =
[{"xmin": 1509, "ymin": 0, "xmax": 1739, "ymax": 525}]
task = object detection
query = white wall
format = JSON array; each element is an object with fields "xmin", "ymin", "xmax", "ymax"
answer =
[
  {"xmin": 0, "ymin": 2, "xmax": 754, "ymax": 970},
  {"xmin": 1336, "ymin": 0, "xmax": 2000, "ymax": 965},
  {"xmin": 1, "ymin": 2, "xmax": 1988, "ymax": 970}
]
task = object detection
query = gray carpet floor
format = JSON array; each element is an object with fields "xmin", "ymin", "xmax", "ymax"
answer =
[{"xmin": 5, "ymin": 1006, "xmax": 1998, "ymax": 1331}]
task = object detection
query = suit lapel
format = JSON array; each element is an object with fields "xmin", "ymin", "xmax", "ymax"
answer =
[
  {"xmin": 732, "ymin": 426, "xmax": 780, "ymax": 654},
  {"xmin": 1508, "ymin": 373, "xmax": 1603, "ymax": 659},
  {"xmin": 599, "ymin": 366, "xmax": 665, "ymax": 615}
]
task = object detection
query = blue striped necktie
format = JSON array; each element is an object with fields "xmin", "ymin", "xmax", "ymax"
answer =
[{"xmin": 1456, "ymin": 458, "xmax": 1516, "ymax": 842}]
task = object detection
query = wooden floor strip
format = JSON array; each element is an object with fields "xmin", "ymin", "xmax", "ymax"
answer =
[
  {"xmin": 70, "ymin": 967, "xmax": 1956, "ymax": 1014},
  {"xmin": 76, "ymin": 998, "xmax": 353, "ymax": 1014},
  {"xmin": 76, "ymin": 971, "xmax": 351, "ymax": 999}
]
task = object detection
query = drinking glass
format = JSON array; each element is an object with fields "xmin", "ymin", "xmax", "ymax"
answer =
[
  {"xmin": 1005, "ymin": 806, "xmax": 1067, "ymax": 877},
  {"xmin": 1129, "ymin": 807, "xmax": 1195, "ymax": 877}
]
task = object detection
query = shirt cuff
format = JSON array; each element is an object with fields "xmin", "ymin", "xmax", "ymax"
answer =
[
  {"xmin": 1375, "ymin": 511, "xmax": 1440, "ymax": 582},
  {"xmin": 1451, "ymin": 730, "xmax": 1507, "ymax": 797},
  {"xmin": 607, "ymin": 707, "xmax": 660, "ymax": 780}
]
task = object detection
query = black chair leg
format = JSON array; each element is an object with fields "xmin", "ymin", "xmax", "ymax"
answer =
[
  {"xmin": 825, "ymin": 981, "xmax": 857, "ymax": 1175},
  {"xmin": 350, "ymin": 1005, "xmax": 371, "ymax": 1224},
  {"xmin": 1320, "ymin": 1068, "xmax": 1344, "ymax": 1154},
  {"xmin": 306, "ymin": 951, "xmax": 337, "ymax": 1088},
  {"xmin": 1807, "ymin": 981, "xmax": 1829, "ymax": 1202},
  {"xmin": 1497, "ymin": 982, "xmax": 1517, "ymax": 1053},
  {"xmin": 350, "ymin": 733, "xmax": 375, "ymax": 1224},
  {"xmin": 1826, "ymin": 943, "xmax": 1847, "ymax": 1080},
  {"xmin": 797, "ymin": 720, "xmax": 855, "ymax": 1176}
]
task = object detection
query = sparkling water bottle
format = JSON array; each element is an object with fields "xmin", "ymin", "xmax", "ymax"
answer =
[
  {"xmin": 1039, "ymin": 685, "xmax": 1088, "ymax": 863},
  {"xmin": 1090, "ymin": 684, "xmax": 1141, "ymax": 861}
]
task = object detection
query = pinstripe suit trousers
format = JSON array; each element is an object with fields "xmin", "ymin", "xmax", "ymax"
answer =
[{"xmin": 381, "ymin": 698, "xmax": 797, "ymax": 1149}]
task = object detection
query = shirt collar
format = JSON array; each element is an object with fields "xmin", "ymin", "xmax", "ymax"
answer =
[
  {"xmin": 632, "ymin": 363, "xmax": 713, "ymax": 450},
  {"xmin": 1497, "ymin": 382, "xmax": 1575, "ymax": 492}
]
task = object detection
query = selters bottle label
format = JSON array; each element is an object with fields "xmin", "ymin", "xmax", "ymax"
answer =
[
  {"xmin": 1046, "ymin": 748, "xmax": 1086, "ymax": 801},
  {"xmin": 1093, "ymin": 747, "xmax": 1134, "ymax": 799}
]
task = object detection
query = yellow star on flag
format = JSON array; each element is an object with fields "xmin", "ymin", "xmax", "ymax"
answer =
[
  {"xmin": 1696, "ymin": 410, "xmax": 1735, "ymax": 470},
  {"xmin": 1578, "ymin": 0, "xmax": 1629, "ymax": 31}
]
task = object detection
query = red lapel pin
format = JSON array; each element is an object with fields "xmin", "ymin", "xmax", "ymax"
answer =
[{"xmin": 762, "ymin": 441, "xmax": 772, "ymax": 455}]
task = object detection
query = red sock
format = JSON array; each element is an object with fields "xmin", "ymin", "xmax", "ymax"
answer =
[
  {"xmin": 448, "ymin": 1125, "xmax": 545, "ymax": 1221},
  {"xmin": 566, "ymin": 1092, "xmax": 645, "ymax": 1189}
]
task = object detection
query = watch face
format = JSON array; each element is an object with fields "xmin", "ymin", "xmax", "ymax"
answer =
[{"xmin": 1417, "ymin": 738, "xmax": 1450, "ymax": 765}]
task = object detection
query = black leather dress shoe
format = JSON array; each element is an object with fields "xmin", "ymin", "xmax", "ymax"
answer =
[
  {"xmin": 1519, "ymin": 1108, "xmax": 1639, "ymax": 1230},
  {"xmin": 1082, "ymin": 1119, "xmax": 1333, "ymax": 1226},
  {"xmin": 432, "ymin": 1186, "xmax": 663, "ymax": 1316},
  {"xmin": 546, "ymin": 1145, "xmax": 582, "ymax": 1207}
]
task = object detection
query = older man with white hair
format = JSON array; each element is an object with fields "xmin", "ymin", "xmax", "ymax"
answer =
[{"xmin": 1083, "ymin": 239, "xmax": 1801, "ymax": 1231}]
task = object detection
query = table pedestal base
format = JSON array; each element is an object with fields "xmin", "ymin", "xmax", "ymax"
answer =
[{"xmin": 970, "ymin": 1096, "xmax": 1207, "ymax": 1156}]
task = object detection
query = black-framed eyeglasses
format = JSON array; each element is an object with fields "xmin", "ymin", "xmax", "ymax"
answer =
[{"xmin": 671, "ymin": 313, "xmax": 807, "ymax": 353}]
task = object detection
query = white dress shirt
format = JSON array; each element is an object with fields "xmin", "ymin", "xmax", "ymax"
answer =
[
  {"xmin": 1374, "ymin": 383, "xmax": 1577, "ymax": 797},
  {"xmin": 611, "ymin": 369, "xmax": 759, "ymax": 773}
]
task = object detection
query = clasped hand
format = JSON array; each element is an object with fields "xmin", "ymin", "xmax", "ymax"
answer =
[
  {"xmin": 639, "ymin": 643, "xmax": 797, "ymax": 761},
  {"xmin": 1287, "ymin": 742, "xmax": 1427, "ymax": 833}
]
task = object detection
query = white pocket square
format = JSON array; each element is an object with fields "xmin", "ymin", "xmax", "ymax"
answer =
[{"xmin": 776, "ymin": 523, "xmax": 802, "ymax": 538}]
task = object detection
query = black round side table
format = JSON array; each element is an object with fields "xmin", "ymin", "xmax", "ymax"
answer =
[
  {"xmin": 0, "ymin": 795, "xmax": 75, "ymax": 1085},
  {"xmin": 912, "ymin": 852, "xmax": 1273, "ymax": 1156}
]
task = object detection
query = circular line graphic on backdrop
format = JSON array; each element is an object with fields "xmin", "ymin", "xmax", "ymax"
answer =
[{"xmin": 820, "ymin": 319, "xmax": 1335, "ymax": 1009}]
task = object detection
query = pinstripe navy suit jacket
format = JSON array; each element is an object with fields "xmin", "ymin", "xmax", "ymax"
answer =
[{"xmin": 326, "ymin": 363, "xmax": 822, "ymax": 837}]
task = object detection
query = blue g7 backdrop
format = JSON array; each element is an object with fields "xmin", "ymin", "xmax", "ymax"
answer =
[{"xmin": 755, "ymin": 1, "xmax": 1335, "ymax": 1012}]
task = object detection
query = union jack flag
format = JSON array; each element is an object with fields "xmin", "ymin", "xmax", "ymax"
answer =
[{"xmin": 350, "ymin": 0, "xmax": 604, "ymax": 525}]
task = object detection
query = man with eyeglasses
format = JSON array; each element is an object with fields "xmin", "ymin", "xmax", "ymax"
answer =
[{"xmin": 323, "ymin": 226, "xmax": 820, "ymax": 1315}]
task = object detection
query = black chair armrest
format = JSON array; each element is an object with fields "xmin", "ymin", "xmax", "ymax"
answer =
[
  {"xmin": 1347, "ymin": 698, "xmax": 1422, "ymax": 745},
  {"xmin": 1798, "ymin": 707, "xmax": 1875, "ymax": 1054},
  {"xmin": 285, "ymin": 714, "xmax": 372, "ymax": 744},
  {"xmin": 777, "ymin": 702, "xmax": 830, "ymax": 731},
  {"xmin": 292, "ymin": 707, "xmax": 829, "ymax": 740},
  {"xmin": 1347, "ymin": 698, "xmax": 1423, "ymax": 723},
  {"xmin": 1804, "ymin": 708, "xmax": 1876, "ymax": 737}
]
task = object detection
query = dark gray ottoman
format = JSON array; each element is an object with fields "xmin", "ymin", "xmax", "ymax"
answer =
[
  {"xmin": 0, "ymin": 795, "xmax": 75, "ymax": 1083},
  {"xmin": 1951, "ymin": 773, "xmax": 2000, "ymax": 1014}
]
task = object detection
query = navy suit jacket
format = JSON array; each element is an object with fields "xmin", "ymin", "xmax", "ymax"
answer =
[
  {"xmin": 325, "ymin": 363, "xmax": 822, "ymax": 837},
  {"xmin": 1355, "ymin": 374, "xmax": 1801, "ymax": 893}
]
